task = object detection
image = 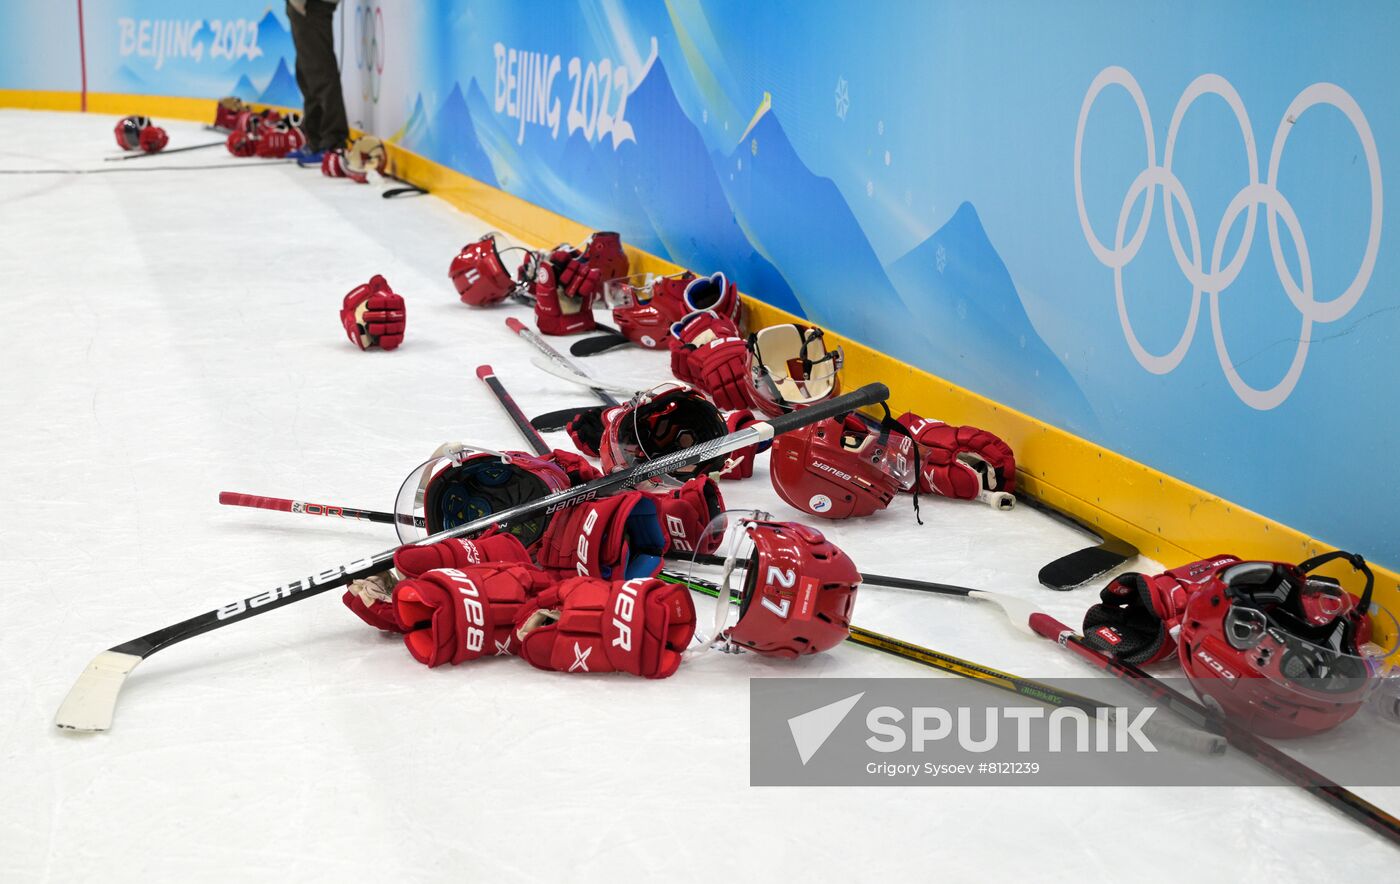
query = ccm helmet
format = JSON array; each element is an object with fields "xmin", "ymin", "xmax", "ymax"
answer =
[{"xmin": 1177, "ymin": 550, "xmax": 1395, "ymax": 738}]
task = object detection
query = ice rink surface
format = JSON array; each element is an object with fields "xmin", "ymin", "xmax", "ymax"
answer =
[{"xmin": 2, "ymin": 111, "xmax": 1397, "ymax": 880}]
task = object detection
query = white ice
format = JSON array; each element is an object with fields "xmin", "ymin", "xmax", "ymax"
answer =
[{"xmin": 2, "ymin": 110, "xmax": 1396, "ymax": 880}]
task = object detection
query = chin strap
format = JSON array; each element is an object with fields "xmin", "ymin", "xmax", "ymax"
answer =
[
  {"xmin": 1297, "ymin": 549, "xmax": 1374, "ymax": 615},
  {"xmin": 874, "ymin": 400, "xmax": 922, "ymax": 526}
]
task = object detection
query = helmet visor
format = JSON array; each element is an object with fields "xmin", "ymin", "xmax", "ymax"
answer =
[{"xmin": 602, "ymin": 272, "xmax": 657, "ymax": 309}]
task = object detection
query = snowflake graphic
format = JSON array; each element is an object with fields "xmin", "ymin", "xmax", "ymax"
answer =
[
  {"xmin": 884, "ymin": 150, "xmax": 891, "ymax": 167},
  {"xmin": 737, "ymin": 157, "xmax": 743, "ymax": 172},
  {"xmin": 936, "ymin": 244, "xmax": 947, "ymax": 274},
  {"xmin": 877, "ymin": 119, "xmax": 884, "ymax": 136},
  {"xmin": 834, "ymin": 77, "xmax": 850, "ymax": 120},
  {"xmin": 865, "ymin": 180, "xmax": 873, "ymax": 197},
  {"xmin": 751, "ymin": 138, "xmax": 758, "ymax": 156},
  {"xmin": 702, "ymin": 109, "xmax": 708, "ymax": 124}
]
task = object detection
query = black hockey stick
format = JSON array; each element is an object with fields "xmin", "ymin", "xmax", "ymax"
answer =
[
  {"xmin": 104, "ymin": 141, "xmax": 226, "ymax": 161},
  {"xmin": 476, "ymin": 364, "xmax": 552, "ymax": 456},
  {"xmin": 661, "ymin": 571, "xmax": 1221, "ymax": 755},
  {"xmin": 1014, "ymin": 491, "xmax": 1138, "ymax": 590},
  {"xmin": 55, "ymin": 381, "xmax": 890, "ymax": 732}
]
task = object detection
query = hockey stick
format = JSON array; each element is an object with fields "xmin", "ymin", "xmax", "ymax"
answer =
[
  {"xmin": 476, "ymin": 365, "xmax": 552, "ymax": 456},
  {"xmin": 661, "ymin": 571, "xmax": 1221, "ymax": 756},
  {"xmin": 570, "ymin": 328, "xmax": 633, "ymax": 357},
  {"xmin": 507, "ymin": 317, "xmax": 621, "ymax": 407},
  {"xmin": 510, "ymin": 318, "xmax": 1136, "ymax": 585},
  {"xmin": 104, "ymin": 141, "xmax": 226, "ymax": 161},
  {"xmin": 217, "ymin": 491, "xmax": 423, "ymax": 528},
  {"xmin": 1014, "ymin": 492, "xmax": 1138, "ymax": 590},
  {"xmin": 55, "ymin": 381, "xmax": 890, "ymax": 732},
  {"xmin": 768, "ymin": 560, "xmax": 1400, "ymax": 844}
]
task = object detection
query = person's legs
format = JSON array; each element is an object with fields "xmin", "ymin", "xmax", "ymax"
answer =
[
  {"xmin": 286, "ymin": 2, "xmax": 324, "ymax": 148},
  {"xmin": 301, "ymin": 1, "xmax": 349, "ymax": 150}
]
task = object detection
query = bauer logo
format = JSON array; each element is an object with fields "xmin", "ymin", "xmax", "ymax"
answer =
[{"xmin": 741, "ymin": 677, "xmax": 1399, "ymax": 788}]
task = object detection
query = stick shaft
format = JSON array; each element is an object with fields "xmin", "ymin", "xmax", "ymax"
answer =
[
  {"xmin": 106, "ymin": 141, "xmax": 225, "ymax": 161},
  {"xmin": 218, "ymin": 491, "xmax": 396, "ymax": 524},
  {"xmin": 476, "ymin": 365, "xmax": 551, "ymax": 455},
  {"xmin": 1027, "ymin": 613, "xmax": 1400, "ymax": 845}
]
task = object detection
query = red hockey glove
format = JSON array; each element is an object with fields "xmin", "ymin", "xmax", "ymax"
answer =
[
  {"xmin": 532, "ymin": 248, "xmax": 600, "ymax": 335},
  {"xmin": 394, "ymin": 564, "xmax": 543, "ymax": 666},
  {"xmin": 255, "ymin": 120, "xmax": 306, "ymax": 158},
  {"xmin": 536, "ymin": 492, "xmax": 667, "ymax": 580},
  {"xmin": 393, "ymin": 530, "xmax": 533, "ymax": 579},
  {"xmin": 342, "ymin": 532, "xmax": 534, "ymax": 632},
  {"xmin": 581, "ymin": 231, "xmax": 629, "ymax": 283},
  {"xmin": 226, "ymin": 128, "xmax": 258, "ymax": 157},
  {"xmin": 896, "ymin": 412, "xmax": 1016, "ymax": 499},
  {"xmin": 673, "ymin": 311, "xmax": 753, "ymax": 411},
  {"xmin": 564, "ymin": 406, "xmax": 607, "ymax": 458},
  {"xmin": 545, "ymin": 448, "xmax": 602, "ymax": 485},
  {"xmin": 340, "ymin": 275, "xmax": 406, "ymax": 351},
  {"xmin": 682, "ymin": 272, "xmax": 741, "ymax": 324},
  {"xmin": 214, "ymin": 97, "xmax": 246, "ymax": 131},
  {"xmin": 642, "ymin": 475, "xmax": 725, "ymax": 554},
  {"xmin": 137, "ymin": 124, "xmax": 169, "ymax": 154},
  {"xmin": 515, "ymin": 577, "xmax": 696, "ymax": 677},
  {"xmin": 1081, "ymin": 555, "xmax": 1241, "ymax": 664}
]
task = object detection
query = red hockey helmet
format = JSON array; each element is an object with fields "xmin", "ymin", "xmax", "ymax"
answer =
[
  {"xmin": 599, "ymin": 385, "xmax": 729, "ymax": 485},
  {"xmin": 394, "ymin": 444, "xmax": 571, "ymax": 549},
  {"xmin": 449, "ymin": 234, "xmax": 518, "ymax": 306},
  {"xmin": 688, "ymin": 512, "xmax": 861, "ymax": 658},
  {"xmin": 604, "ymin": 271, "xmax": 696, "ymax": 349},
  {"xmin": 114, "ymin": 115, "xmax": 153, "ymax": 151},
  {"xmin": 1177, "ymin": 550, "xmax": 1396, "ymax": 738},
  {"xmin": 747, "ymin": 323, "xmax": 844, "ymax": 417},
  {"xmin": 770, "ymin": 413, "xmax": 915, "ymax": 519}
]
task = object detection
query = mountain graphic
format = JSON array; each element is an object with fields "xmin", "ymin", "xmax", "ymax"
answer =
[
  {"xmin": 391, "ymin": 93, "xmax": 431, "ymax": 152},
  {"xmin": 716, "ymin": 105, "xmax": 928, "ymax": 360},
  {"xmin": 458, "ymin": 78, "xmax": 667, "ymax": 255},
  {"xmin": 425, "ymin": 82, "xmax": 497, "ymax": 188},
  {"xmin": 887, "ymin": 202, "xmax": 1095, "ymax": 426},
  {"xmin": 257, "ymin": 58, "xmax": 302, "ymax": 108},
  {"xmin": 612, "ymin": 60, "xmax": 796, "ymax": 311},
  {"xmin": 222, "ymin": 11, "xmax": 296, "ymax": 92},
  {"xmin": 229, "ymin": 73, "xmax": 259, "ymax": 102}
]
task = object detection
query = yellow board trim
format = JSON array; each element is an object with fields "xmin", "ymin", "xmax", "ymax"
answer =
[{"xmin": 7, "ymin": 89, "xmax": 1395, "ymax": 646}]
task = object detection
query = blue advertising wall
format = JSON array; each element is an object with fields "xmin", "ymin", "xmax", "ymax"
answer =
[{"xmin": 3, "ymin": 1, "xmax": 1397, "ymax": 569}]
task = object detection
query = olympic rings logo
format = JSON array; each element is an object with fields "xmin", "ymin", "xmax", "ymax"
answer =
[
  {"xmin": 1074, "ymin": 66, "xmax": 1382, "ymax": 410},
  {"xmin": 353, "ymin": 3, "xmax": 384, "ymax": 104}
]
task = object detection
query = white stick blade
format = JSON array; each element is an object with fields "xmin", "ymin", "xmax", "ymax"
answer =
[
  {"xmin": 968, "ymin": 590, "xmax": 1040, "ymax": 636},
  {"xmin": 527, "ymin": 356, "xmax": 636, "ymax": 395},
  {"xmin": 54, "ymin": 651, "xmax": 142, "ymax": 733}
]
